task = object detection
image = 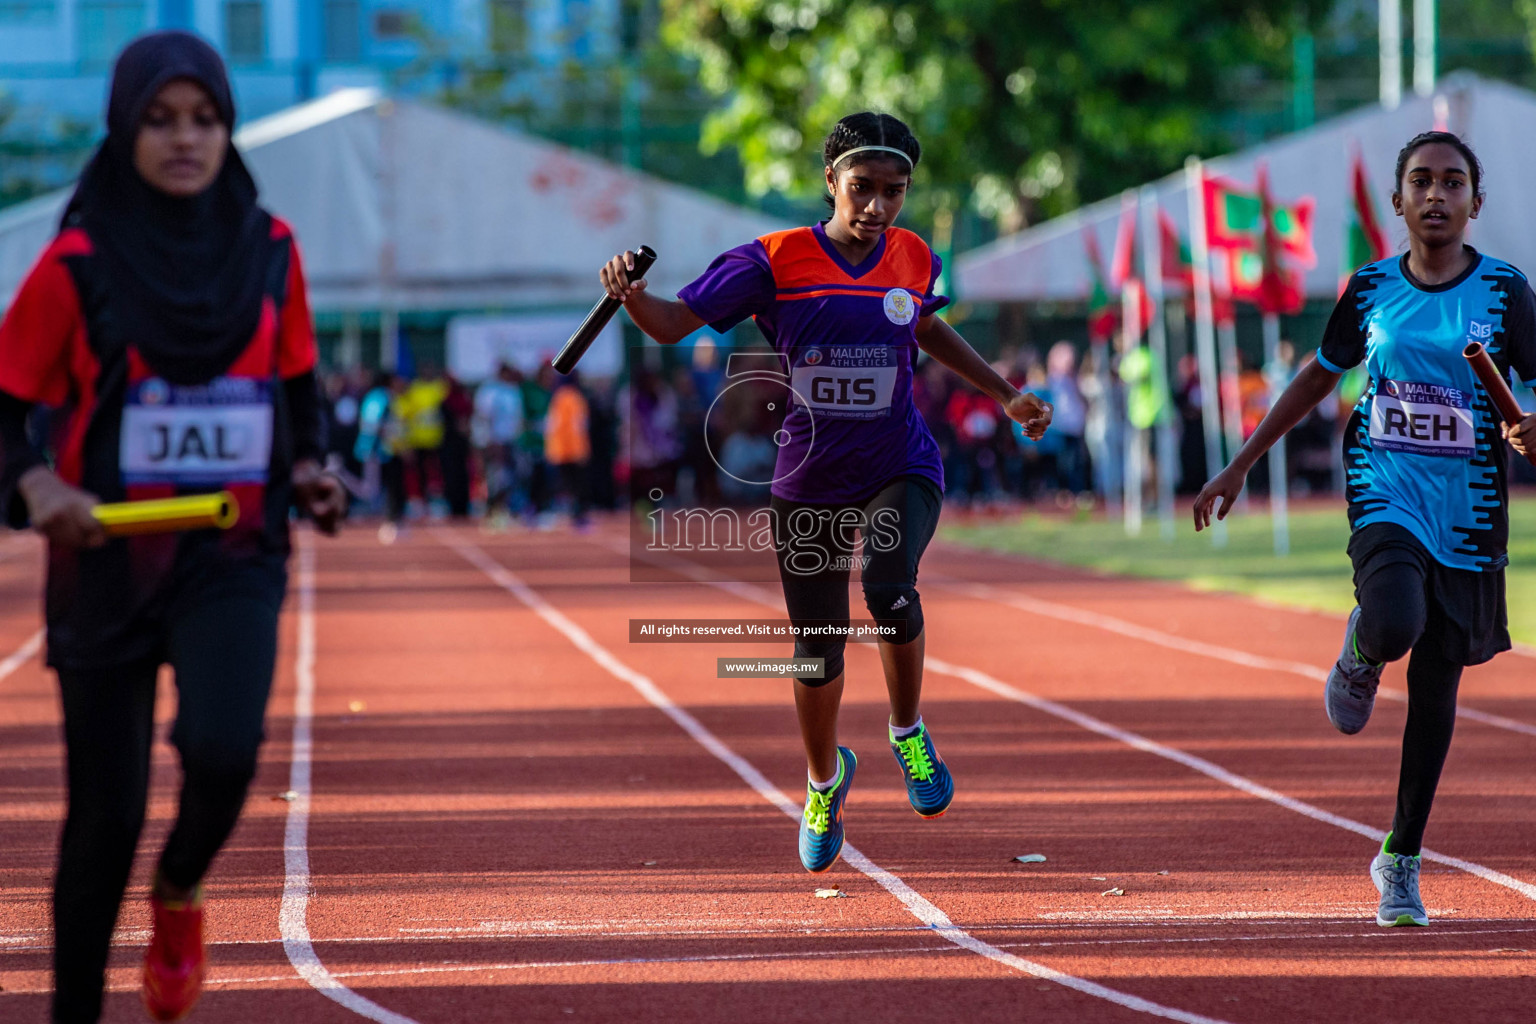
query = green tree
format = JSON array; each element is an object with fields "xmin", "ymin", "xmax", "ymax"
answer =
[
  {"xmin": 390, "ymin": 5, "xmax": 763, "ymax": 208},
  {"xmin": 662, "ymin": 0, "xmax": 1329, "ymax": 231},
  {"xmin": 0, "ymin": 92, "xmax": 94, "ymax": 210}
]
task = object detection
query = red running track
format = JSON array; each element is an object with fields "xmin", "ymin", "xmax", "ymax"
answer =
[{"xmin": 1, "ymin": 519, "xmax": 1534, "ymax": 1023}]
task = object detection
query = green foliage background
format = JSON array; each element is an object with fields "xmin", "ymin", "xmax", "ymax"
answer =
[{"xmin": 662, "ymin": 0, "xmax": 1332, "ymax": 233}]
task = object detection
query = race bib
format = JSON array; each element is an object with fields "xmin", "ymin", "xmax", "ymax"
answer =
[
  {"xmin": 121, "ymin": 377, "xmax": 274, "ymax": 485},
  {"xmin": 790, "ymin": 347, "xmax": 898, "ymax": 420},
  {"xmin": 1368, "ymin": 378, "xmax": 1475, "ymax": 458}
]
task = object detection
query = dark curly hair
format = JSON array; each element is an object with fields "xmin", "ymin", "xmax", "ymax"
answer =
[
  {"xmin": 822, "ymin": 112, "xmax": 920, "ymax": 207},
  {"xmin": 1393, "ymin": 130, "xmax": 1483, "ymax": 199}
]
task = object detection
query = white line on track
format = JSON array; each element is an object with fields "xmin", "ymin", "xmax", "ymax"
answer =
[
  {"xmin": 441, "ymin": 531, "xmax": 1235, "ymax": 1024},
  {"xmin": 12, "ymin": 912, "xmax": 1524, "ymax": 955},
  {"xmin": 0, "ymin": 628, "xmax": 42, "ymax": 683},
  {"xmin": 205, "ymin": 920, "xmax": 1536, "ymax": 987},
  {"xmin": 601, "ymin": 539, "xmax": 1536, "ymax": 904},
  {"xmin": 937, "ymin": 577, "xmax": 1536, "ymax": 740},
  {"xmin": 279, "ymin": 532, "xmax": 423, "ymax": 1024},
  {"xmin": 15, "ymin": 920, "xmax": 1536, "ymax": 997},
  {"xmin": 924, "ymin": 655, "xmax": 1536, "ymax": 902}
]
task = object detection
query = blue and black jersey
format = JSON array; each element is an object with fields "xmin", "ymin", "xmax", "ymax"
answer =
[{"xmin": 1318, "ymin": 248, "xmax": 1536, "ymax": 572}]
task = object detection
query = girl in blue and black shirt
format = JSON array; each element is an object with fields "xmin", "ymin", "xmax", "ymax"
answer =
[{"xmin": 1194, "ymin": 131, "xmax": 1536, "ymax": 929}]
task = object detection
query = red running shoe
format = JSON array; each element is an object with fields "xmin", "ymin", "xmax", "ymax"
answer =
[{"xmin": 142, "ymin": 887, "xmax": 207, "ymax": 1021}]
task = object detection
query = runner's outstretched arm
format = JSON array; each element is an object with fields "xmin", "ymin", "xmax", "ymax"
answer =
[
  {"xmin": 600, "ymin": 250, "xmax": 705, "ymax": 345},
  {"xmin": 1193, "ymin": 356, "xmax": 1341, "ymax": 531},
  {"xmin": 915, "ymin": 314, "xmax": 1051, "ymax": 439}
]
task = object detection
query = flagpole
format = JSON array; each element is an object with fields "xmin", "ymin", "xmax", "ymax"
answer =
[
  {"xmin": 1185, "ymin": 156, "xmax": 1227, "ymax": 546},
  {"xmin": 1413, "ymin": 0, "xmax": 1436, "ymax": 98},
  {"xmin": 1262, "ymin": 312, "xmax": 1291, "ymax": 556},
  {"xmin": 1381, "ymin": 0, "xmax": 1402, "ymax": 110},
  {"xmin": 1140, "ymin": 184, "xmax": 1176, "ymax": 541},
  {"xmin": 1214, "ymin": 269, "xmax": 1247, "ymax": 511},
  {"xmin": 1120, "ymin": 191, "xmax": 1144, "ymax": 538}
]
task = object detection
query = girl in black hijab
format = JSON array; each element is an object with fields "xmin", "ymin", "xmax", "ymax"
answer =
[{"xmin": 0, "ymin": 31, "xmax": 342, "ymax": 1022}]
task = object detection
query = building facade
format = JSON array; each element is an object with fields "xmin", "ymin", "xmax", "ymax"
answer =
[{"xmin": 0, "ymin": 0, "xmax": 623, "ymax": 130}]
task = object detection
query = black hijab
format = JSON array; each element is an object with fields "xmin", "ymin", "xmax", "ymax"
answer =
[{"xmin": 63, "ymin": 31, "xmax": 273, "ymax": 386}]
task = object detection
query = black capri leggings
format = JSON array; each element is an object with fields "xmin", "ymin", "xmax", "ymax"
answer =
[
  {"xmin": 1349, "ymin": 523, "xmax": 1507, "ymax": 857},
  {"xmin": 771, "ymin": 476, "xmax": 942, "ymax": 686},
  {"xmin": 52, "ymin": 558, "xmax": 285, "ymax": 1024}
]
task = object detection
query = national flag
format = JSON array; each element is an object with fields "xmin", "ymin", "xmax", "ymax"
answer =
[
  {"xmin": 1121, "ymin": 275, "xmax": 1153, "ymax": 341},
  {"xmin": 1268, "ymin": 196, "xmax": 1316, "ymax": 268},
  {"xmin": 1343, "ymin": 148, "xmax": 1390, "ymax": 281},
  {"xmin": 1223, "ymin": 248, "xmax": 1265, "ymax": 303},
  {"xmin": 1158, "ymin": 209, "xmax": 1194, "ymax": 286},
  {"xmin": 1208, "ymin": 252, "xmax": 1239, "ymax": 327},
  {"xmin": 1256, "ymin": 162, "xmax": 1306, "ymax": 315},
  {"xmin": 1108, "ymin": 198, "xmax": 1155, "ymax": 335},
  {"xmin": 1203, "ymin": 171, "xmax": 1314, "ymax": 267},
  {"xmin": 1084, "ymin": 226, "xmax": 1117, "ymax": 341},
  {"xmin": 1203, "ymin": 175, "xmax": 1263, "ymax": 249},
  {"xmin": 1110, "ymin": 198, "xmax": 1137, "ymax": 288}
]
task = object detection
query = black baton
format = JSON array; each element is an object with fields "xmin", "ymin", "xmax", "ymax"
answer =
[{"xmin": 554, "ymin": 245, "xmax": 657, "ymax": 374}]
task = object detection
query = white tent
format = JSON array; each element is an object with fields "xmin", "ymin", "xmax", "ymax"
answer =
[
  {"xmin": 956, "ymin": 73, "xmax": 1532, "ymax": 303},
  {"xmin": 0, "ymin": 88, "xmax": 789, "ymax": 315}
]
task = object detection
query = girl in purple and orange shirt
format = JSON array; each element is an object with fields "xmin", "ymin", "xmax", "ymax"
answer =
[{"xmin": 601, "ymin": 113, "xmax": 1051, "ymax": 873}]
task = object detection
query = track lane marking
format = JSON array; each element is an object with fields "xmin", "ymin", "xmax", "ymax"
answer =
[
  {"xmin": 442, "ymin": 531, "xmax": 1235, "ymax": 1024},
  {"xmin": 15, "ymin": 911, "xmax": 1525, "ymax": 953},
  {"xmin": 0, "ymin": 628, "xmax": 43, "ymax": 683},
  {"xmin": 923, "ymin": 655, "xmax": 1536, "ymax": 902},
  {"xmin": 594, "ymin": 538, "xmax": 1536, "ymax": 904},
  {"xmin": 279, "ymin": 532, "xmax": 423, "ymax": 1023},
  {"xmin": 9, "ymin": 919, "xmax": 1536, "ymax": 996},
  {"xmin": 935, "ymin": 577, "xmax": 1536, "ymax": 740}
]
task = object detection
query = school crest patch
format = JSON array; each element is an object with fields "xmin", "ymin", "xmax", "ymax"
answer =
[{"xmin": 883, "ymin": 288, "xmax": 915, "ymax": 325}]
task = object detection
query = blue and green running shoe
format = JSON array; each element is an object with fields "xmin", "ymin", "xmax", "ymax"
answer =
[
  {"xmin": 890, "ymin": 722, "xmax": 953, "ymax": 818},
  {"xmin": 799, "ymin": 746, "xmax": 856, "ymax": 873},
  {"xmin": 1326, "ymin": 606, "xmax": 1384, "ymax": 735},
  {"xmin": 1371, "ymin": 832, "xmax": 1429, "ymax": 927}
]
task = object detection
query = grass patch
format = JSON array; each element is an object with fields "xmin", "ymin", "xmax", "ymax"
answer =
[{"xmin": 942, "ymin": 495, "xmax": 1536, "ymax": 646}]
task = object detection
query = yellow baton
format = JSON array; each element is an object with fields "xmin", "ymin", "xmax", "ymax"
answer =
[{"xmin": 91, "ymin": 491, "xmax": 240, "ymax": 537}]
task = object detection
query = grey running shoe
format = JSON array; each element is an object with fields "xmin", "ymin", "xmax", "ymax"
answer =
[
  {"xmin": 1371, "ymin": 834, "xmax": 1428, "ymax": 927},
  {"xmin": 1325, "ymin": 606, "xmax": 1384, "ymax": 735}
]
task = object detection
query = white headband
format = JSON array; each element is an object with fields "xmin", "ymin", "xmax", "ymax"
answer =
[{"xmin": 832, "ymin": 145, "xmax": 915, "ymax": 169}]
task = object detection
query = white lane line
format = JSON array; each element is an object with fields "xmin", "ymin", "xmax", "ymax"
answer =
[
  {"xmin": 280, "ymin": 533, "xmax": 423, "ymax": 1024},
  {"xmin": 937, "ymin": 576, "xmax": 1536, "ymax": 740},
  {"xmin": 600, "ymin": 540, "xmax": 1536, "ymax": 904},
  {"xmin": 923, "ymin": 655, "xmax": 1536, "ymax": 902},
  {"xmin": 205, "ymin": 919, "xmax": 1536, "ymax": 987},
  {"xmin": 0, "ymin": 628, "xmax": 43, "ymax": 682},
  {"xmin": 16, "ymin": 911, "xmax": 1524, "ymax": 955},
  {"xmin": 443, "ymin": 532, "xmax": 1234, "ymax": 1024},
  {"xmin": 9, "ymin": 920, "xmax": 1534, "ymax": 995}
]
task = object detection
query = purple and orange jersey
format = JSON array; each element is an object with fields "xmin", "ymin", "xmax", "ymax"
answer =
[{"xmin": 678, "ymin": 222, "xmax": 946, "ymax": 503}]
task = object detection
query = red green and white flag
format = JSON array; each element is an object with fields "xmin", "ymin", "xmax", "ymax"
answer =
[
  {"xmin": 1203, "ymin": 175, "xmax": 1263, "ymax": 249},
  {"xmin": 1256, "ymin": 162, "xmax": 1306, "ymax": 315},
  {"xmin": 1158, "ymin": 209, "xmax": 1194, "ymax": 286},
  {"xmin": 1343, "ymin": 148, "xmax": 1390, "ymax": 282},
  {"xmin": 1268, "ymin": 196, "xmax": 1316, "ymax": 268},
  {"xmin": 1108, "ymin": 199, "xmax": 1155, "ymax": 335},
  {"xmin": 1084, "ymin": 226, "xmax": 1117, "ymax": 341},
  {"xmin": 1204, "ymin": 172, "xmax": 1314, "ymax": 265}
]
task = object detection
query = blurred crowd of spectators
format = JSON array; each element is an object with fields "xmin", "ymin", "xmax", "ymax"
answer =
[
  {"xmin": 315, "ymin": 337, "xmax": 1383, "ymax": 534},
  {"xmin": 321, "ymin": 362, "xmax": 613, "ymax": 538}
]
